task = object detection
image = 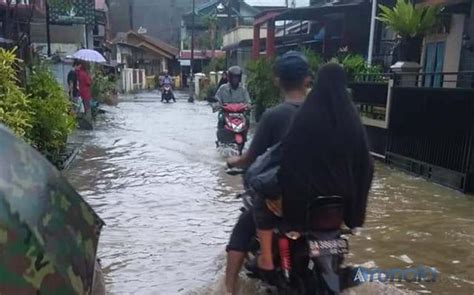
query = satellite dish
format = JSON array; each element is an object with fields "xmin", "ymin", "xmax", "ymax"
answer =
[
  {"xmin": 138, "ymin": 26, "xmax": 147, "ymax": 34},
  {"xmin": 217, "ymin": 3, "xmax": 225, "ymax": 13}
]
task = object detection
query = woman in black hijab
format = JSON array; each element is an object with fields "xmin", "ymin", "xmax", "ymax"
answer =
[{"xmin": 257, "ymin": 63, "xmax": 374, "ymax": 271}]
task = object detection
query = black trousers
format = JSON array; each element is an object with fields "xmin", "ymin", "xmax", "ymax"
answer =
[
  {"xmin": 226, "ymin": 209, "xmax": 256, "ymax": 252},
  {"xmin": 226, "ymin": 202, "xmax": 279, "ymax": 253}
]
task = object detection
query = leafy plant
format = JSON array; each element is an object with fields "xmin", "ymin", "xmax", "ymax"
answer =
[
  {"xmin": 0, "ymin": 48, "xmax": 32, "ymax": 139},
  {"xmin": 203, "ymin": 14, "xmax": 218, "ymax": 53},
  {"xmin": 332, "ymin": 54, "xmax": 383, "ymax": 81},
  {"xmin": 202, "ymin": 56, "xmax": 226, "ymax": 74},
  {"xmin": 27, "ymin": 62, "xmax": 75, "ymax": 163},
  {"xmin": 301, "ymin": 47, "xmax": 323, "ymax": 77},
  {"xmin": 377, "ymin": 0, "xmax": 441, "ymax": 39},
  {"xmin": 246, "ymin": 58, "xmax": 280, "ymax": 121},
  {"xmin": 377, "ymin": 0, "xmax": 442, "ymax": 62},
  {"xmin": 91, "ymin": 67, "xmax": 116, "ymax": 103},
  {"xmin": 199, "ymin": 84, "xmax": 217, "ymax": 101}
]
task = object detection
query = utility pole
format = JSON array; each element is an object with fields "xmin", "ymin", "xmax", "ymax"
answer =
[
  {"xmin": 226, "ymin": 0, "xmax": 232, "ymax": 68},
  {"xmin": 45, "ymin": 0, "xmax": 51, "ymax": 56},
  {"xmin": 367, "ymin": 0, "xmax": 377, "ymax": 66},
  {"xmin": 189, "ymin": 0, "xmax": 195, "ymax": 102},
  {"xmin": 128, "ymin": 0, "xmax": 134, "ymax": 31},
  {"xmin": 284, "ymin": 0, "xmax": 288, "ymax": 36}
]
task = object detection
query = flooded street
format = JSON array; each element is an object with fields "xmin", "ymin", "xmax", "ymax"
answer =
[{"xmin": 65, "ymin": 92, "xmax": 474, "ymax": 295}]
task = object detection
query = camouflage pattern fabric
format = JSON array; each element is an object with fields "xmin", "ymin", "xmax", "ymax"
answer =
[{"xmin": 0, "ymin": 125, "xmax": 104, "ymax": 294}]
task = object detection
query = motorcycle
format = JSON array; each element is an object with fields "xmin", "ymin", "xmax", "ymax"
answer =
[
  {"xmin": 216, "ymin": 103, "xmax": 250, "ymax": 155},
  {"xmin": 226, "ymin": 168, "xmax": 360, "ymax": 294},
  {"xmin": 161, "ymin": 83, "xmax": 175, "ymax": 103}
]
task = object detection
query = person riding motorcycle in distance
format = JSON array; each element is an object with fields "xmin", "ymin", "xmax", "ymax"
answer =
[
  {"xmin": 215, "ymin": 66, "xmax": 250, "ymax": 128},
  {"xmin": 160, "ymin": 69, "xmax": 176, "ymax": 102}
]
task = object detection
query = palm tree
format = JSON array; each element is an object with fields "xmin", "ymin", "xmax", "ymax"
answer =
[
  {"xmin": 377, "ymin": 0, "xmax": 442, "ymax": 62},
  {"xmin": 203, "ymin": 15, "xmax": 218, "ymax": 58}
]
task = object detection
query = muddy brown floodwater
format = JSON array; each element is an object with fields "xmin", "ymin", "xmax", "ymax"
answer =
[{"xmin": 65, "ymin": 92, "xmax": 474, "ymax": 295}]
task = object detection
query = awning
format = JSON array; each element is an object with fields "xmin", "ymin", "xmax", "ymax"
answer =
[
  {"xmin": 0, "ymin": 37, "xmax": 13, "ymax": 44},
  {"xmin": 179, "ymin": 50, "xmax": 226, "ymax": 60},
  {"xmin": 275, "ymin": 0, "xmax": 366, "ymax": 21},
  {"xmin": 254, "ymin": 10, "xmax": 285, "ymax": 26}
]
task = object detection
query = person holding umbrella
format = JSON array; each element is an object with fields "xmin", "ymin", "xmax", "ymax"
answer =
[
  {"xmin": 72, "ymin": 49, "xmax": 107, "ymax": 122},
  {"xmin": 76, "ymin": 61, "xmax": 92, "ymax": 119}
]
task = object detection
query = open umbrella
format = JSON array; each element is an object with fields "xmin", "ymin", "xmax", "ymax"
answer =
[
  {"xmin": 73, "ymin": 49, "xmax": 106, "ymax": 63},
  {"xmin": 0, "ymin": 125, "xmax": 105, "ymax": 294}
]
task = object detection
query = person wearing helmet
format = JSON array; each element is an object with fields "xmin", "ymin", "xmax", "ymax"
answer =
[
  {"xmin": 224, "ymin": 52, "xmax": 311, "ymax": 294},
  {"xmin": 160, "ymin": 69, "xmax": 176, "ymax": 102},
  {"xmin": 215, "ymin": 66, "xmax": 250, "ymax": 105}
]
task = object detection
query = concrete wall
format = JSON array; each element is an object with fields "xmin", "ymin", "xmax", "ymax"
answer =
[
  {"xmin": 30, "ymin": 22, "xmax": 89, "ymax": 45},
  {"xmin": 459, "ymin": 3, "xmax": 474, "ymax": 73}
]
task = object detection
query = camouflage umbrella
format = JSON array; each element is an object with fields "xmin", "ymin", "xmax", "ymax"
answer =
[{"xmin": 0, "ymin": 125, "xmax": 105, "ymax": 294}]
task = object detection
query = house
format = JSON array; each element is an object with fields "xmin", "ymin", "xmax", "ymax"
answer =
[
  {"xmin": 416, "ymin": 0, "xmax": 474, "ymax": 88},
  {"xmin": 249, "ymin": 0, "xmax": 379, "ymax": 61},
  {"xmin": 112, "ymin": 30, "xmax": 179, "ymax": 92},
  {"xmin": 94, "ymin": 0, "xmax": 111, "ymax": 57},
  {"xmin": 346, "ymin": 0, "xmax": 474, "ymax": 192},
  {"xmin": 180, "ymin": 0, "xmax": 279, "ymax": 72},
  {"xmin": 29, "ymin": 0, "xmax": 97, "ymax": 57},
  {"xmin": 0, "ymin": 0, "xmax": 45, "ymax": 59},
  {"xmin": 108, "ymin": 0, "xmax": 208, "ymax": 47},
  {"xmin": 181, "ymin": 0, "xmax": 260, "ymax": 50},
  {"xmin": 113, "ymin": 31, "xmax": 178, "ymax": 74}
]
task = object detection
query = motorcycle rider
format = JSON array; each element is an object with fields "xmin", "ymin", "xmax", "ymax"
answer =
[
  {"xmin": 160, "ymin": 69, "xmax": 176, "ymax": 102},
  {"xmin": 216, "ymin": 66, "xmax": 250, "ymax": 105},
  {"xmin": 224, "ymin": 52, "xmax": 311, "ymax": 294},
  {"xmin": 255, "ymin": 63, "xmax": 374, "ymax": 275}
]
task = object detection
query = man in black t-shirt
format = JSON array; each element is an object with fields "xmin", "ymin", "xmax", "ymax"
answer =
[
  {"xmin": 68, "ymin": 60, "xmax": 81, "ymax": 99},
  {"xmin": 225, "ymin": 51, "xmax": 311, "ymax": 294}
]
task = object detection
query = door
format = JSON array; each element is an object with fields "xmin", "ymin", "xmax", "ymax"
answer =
[{"xmin": 423, "ymin": 41, "xmax": 445, "ymax": 87}]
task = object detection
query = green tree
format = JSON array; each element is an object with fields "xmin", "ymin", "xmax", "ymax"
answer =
[{"xmin": 203, "ymin": 15, "xmax": 218, "ymax": 57}]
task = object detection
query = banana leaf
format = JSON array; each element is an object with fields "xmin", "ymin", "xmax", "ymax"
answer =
[{"xmin": 0, "ymin": 125, "xmax": 104, "ymax": 294}]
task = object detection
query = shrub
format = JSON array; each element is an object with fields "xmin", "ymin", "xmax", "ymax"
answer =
[
  {"xmin": 202, "ymin": 56, "xmax": 226, "ymax": 75},
  {"xmin": 91, "ymin": 67, "xmax": 116, "ymax": 103},
  {"xmin": 0, "ymin": 48, "xmax": 32, "ymax": 139},
  {"xmin": 199, "ymin": 84, "xmax": 217, "ymax": 101},
  {"xmin": 246, "ymin": 58, "xmax": 280, "ymax": 121},
  {"xmin": 301, "ymin": 47, "xmax": 323, "ymax": 77},
  {"xmin": 332, "ymin": 54, "xmax": 383, "ymax": 81},
  {"xmin": 27, "ymin": 62, "xmax": 75, "ymax": 163}
]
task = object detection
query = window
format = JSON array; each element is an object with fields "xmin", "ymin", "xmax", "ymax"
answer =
[{"xmin": 423, "ymin": 42, "xmax": 445, "ymax": 87}]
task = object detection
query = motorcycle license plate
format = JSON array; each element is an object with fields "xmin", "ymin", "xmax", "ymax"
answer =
[{"xmin": 308, "ymin": 238, "xmax": 348, "ymax": 257}]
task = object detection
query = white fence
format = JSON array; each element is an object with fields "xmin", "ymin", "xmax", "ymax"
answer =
[{"xmin": 121, "ymin": 68, "xmax": 146, "ymax": 93}]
